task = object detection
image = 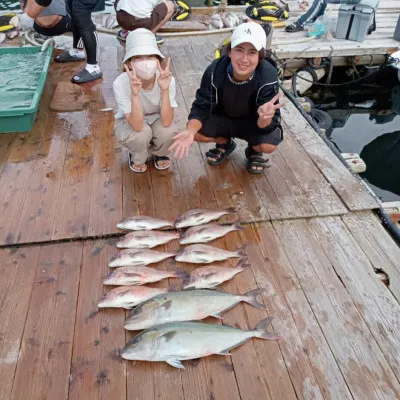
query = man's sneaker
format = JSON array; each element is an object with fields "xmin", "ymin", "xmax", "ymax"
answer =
[
  {"xmin": 155, "ymin": 34, "xmax": 164, "ymax": 44},
  {"xmin": 116, "ymin": 29, "xmax": 129, "ymax": 42}
]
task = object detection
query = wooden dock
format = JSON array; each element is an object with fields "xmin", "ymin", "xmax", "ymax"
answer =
[{"xmin": 0, "ymin": 28, "xmax": 400, "ymax": 400}]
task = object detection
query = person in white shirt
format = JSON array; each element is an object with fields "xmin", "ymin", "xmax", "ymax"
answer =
[
  {"xmin": 114, "ymin": 0, "xmax": 175, "ymax": 44},
  {"xmin": 113, "ymin": 29, "xmax": 178, "ymax": 173}
]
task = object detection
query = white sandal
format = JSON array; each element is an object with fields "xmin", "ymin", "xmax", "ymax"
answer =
[
  {"xmin": 128, "ymin": 153, "xmax": 147, "ymax": 173},
  {"xmin": 154, "ymin": 156, "xmax": 171, "ymax": 170}
]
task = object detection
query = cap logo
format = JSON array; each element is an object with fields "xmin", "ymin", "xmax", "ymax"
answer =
[{"xmin": 244, "ymin": 28, "xmax": 252, "ymax": 34}]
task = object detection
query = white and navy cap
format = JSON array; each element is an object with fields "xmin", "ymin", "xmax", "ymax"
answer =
[{"xmin": 230, "ymin": 22, "xmax": 267, "ymax": 51}]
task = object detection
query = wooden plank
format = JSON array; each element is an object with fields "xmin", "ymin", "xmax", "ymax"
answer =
[
  {"xmin": 309, "ymin": 216, "xmax": 400, "ymax": 379},
  {"xmin": 11, "ymin": 111, "xmax": 69, "ymax": 243},
  {"xmin": 0, "ymin": 134, "xmax": 16, "ymax": 178},
  {"xmin": 166, "ymin": 41, "xmax": 219, "ymax": 211},
  {"xmin": 11, "ymin": 242, "xmax": 82, "ymax": 400},
  {"xmin": 342, "ymin": 212, "xmax": 400, "ymax": 303},
  {"xmin": 0, "ymin": 246, "xmax": 41, "ymax": 400},
  {"xmin": 281, "ymin": 99, "xmax": 379, "ymax": 211},
  {"xmin": 217, "ymin": 233, "xmax": 298, "ymax": 400},
  {"xmin": 273, "ymin": 218, "xmax": 400, "ymax": 398},
  {"xmin": 0, "ymin": 76, "xmax": 51, "ymax": 244},
  {"xmin": 244, "ymin": 222, "xmax": 353, "ymax": 400},
  {"xmin": 88, "ymin": 107, "xmax": 123, "ymax": 236},
  {"xmin": 278, "ymin": 124, "xmax": 348, "ymax": 216},
  {"xmin": 51, "ymin": 110, "xmax": 95, "ymax": 240},
  {"xmin": 68, "ymin": 239, "xmax": 126, "ymax": 400}
]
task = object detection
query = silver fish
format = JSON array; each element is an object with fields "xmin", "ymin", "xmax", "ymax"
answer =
[
  {"xmin": 175, "ymin": 244, "xmax": 246, "ymax": 264},
  {"xmin": 117, "ymin": 216, "xmax": 174, "ymax": 231},
  {"xmin": 180, "ymin": 220, "xmax": 242, "ymax": 245},
  {"xmin": 121, "ymin": 317, "xmax": 282, "ymax": 368},
  {"xmin": 103, "ymin": 266, "xmax": 188, "ymax": 286},
  {"xmin": 175, "ymin": 207, "xmax": 236, "ymax": 229},
  {"xmin": 117, "ymin": 230, "xmax": 180, "ymax": 249},
  {"xmin": 98, "ymin": 286, "xmax": 169, "ymax": 309},
  {"xmin": 183, "ymin": 259, "xmax": 250, "ymax": 289},
  {"xmin": 109, "ymin": 249, "xmax": 177, "ymax": 267},
  {"xmin": 124, "ymin": 288, "xmax": 264, "ymax": 330}
]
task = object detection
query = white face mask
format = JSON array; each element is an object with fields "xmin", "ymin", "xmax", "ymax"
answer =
[{"xmin": 133, "ymin": 59, "xmax": 158, "ymax": 80}]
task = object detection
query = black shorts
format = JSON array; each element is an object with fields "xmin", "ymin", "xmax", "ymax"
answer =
[{"xmin": 200, "ymin": 114, "xmax": 283, "ymax": 146}]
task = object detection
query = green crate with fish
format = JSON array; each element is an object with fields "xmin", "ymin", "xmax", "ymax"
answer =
[{"xmin": 0, "ymin": 45, "xmax": 52, "ymax": 133}]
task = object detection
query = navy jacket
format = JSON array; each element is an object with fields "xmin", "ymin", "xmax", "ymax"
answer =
[{"xmin": 188, "ymin": 56, "xmax": 281, "ymax": 134}]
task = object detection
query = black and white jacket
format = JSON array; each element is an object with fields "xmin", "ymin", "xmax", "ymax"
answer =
[{"xmin": 188, "ymin": 56, "xmax": 281, "ymax": 133}]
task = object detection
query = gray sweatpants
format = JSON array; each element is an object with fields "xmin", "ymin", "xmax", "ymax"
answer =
[{"xmin": 115, "ymin": 118, "xmax": 177, "ymax": 164}]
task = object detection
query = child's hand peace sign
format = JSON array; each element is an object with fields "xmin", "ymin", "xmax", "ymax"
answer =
[
  {"xmin": 125, "ymin": 62, "xmax": 142, "ymax": 97},
  {"xmin": 157, "ymin": 58, "xmax": 172, "ymax": 92}
]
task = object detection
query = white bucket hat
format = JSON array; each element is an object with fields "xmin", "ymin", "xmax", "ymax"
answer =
[
  {"xmin": 123, "ymin": 28, "xmax": 164, "ymax": 63},
  {"xmin": 230, "ymin": 22, "xmax": 267, "ymax": 51}
]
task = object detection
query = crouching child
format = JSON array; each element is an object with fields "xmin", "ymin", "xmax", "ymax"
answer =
[{"xmin": 113, "ymin": 28, "xmax": 178, "ymax": 172}]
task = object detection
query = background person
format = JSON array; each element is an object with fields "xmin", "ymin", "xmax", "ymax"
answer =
[
  {"xmin": 53, "ymin": 0, "xmax": 104, "ymax": 84},
  {"xmin": 114, "ymin": 0, "xmax": 176, "ymax": 44}
]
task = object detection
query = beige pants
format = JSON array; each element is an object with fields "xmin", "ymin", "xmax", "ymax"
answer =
[{"xmin": 115, "ymin": 118, "xmax": 177, "ymax": 164}]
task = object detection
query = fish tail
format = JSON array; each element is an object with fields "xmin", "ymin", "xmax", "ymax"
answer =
[
  {"xmin": 225, "ymin": 207, "xmax": 237, "ymax": 214},
  {"xmin": 233, "ymin": 219, "xmax": 243, "ymax": 231},
  {"xmin": 236, "ymin": 258, "xmax": 251, "ymax": 270},
  {"xmin": 244, "ymin": 288, "xmax": 265, "ymax": 310},
  {"xmin": 236, "ymin": 246, "xmax": 247, "ymax": 258},
  {"xmin": 173, "ymin": 268, "xmax": 189, "ymax": 281},
  {"xmin": 254, "ymin": 317, "xmax": 283, "ymax": 341}
]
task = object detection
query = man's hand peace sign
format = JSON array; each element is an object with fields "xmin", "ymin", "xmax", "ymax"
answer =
[{"xmin": 258, "ymin": 92, "xmax": 284, "ymax": 121}]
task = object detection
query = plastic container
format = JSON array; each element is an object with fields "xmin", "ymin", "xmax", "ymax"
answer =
[
  {"xmin": 336, "ymin": 4, "xmax": 374, "ymax": 42},
  {"xmin": 0, "ymin": 46, "xmax": 53, "ymax": 133}
]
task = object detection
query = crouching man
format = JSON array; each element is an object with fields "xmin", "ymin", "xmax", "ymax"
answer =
[
  {"xmin": 113, "ymin": 29, "xmax": 178, "ymax": 173},
  {"xmin": 169, "ymin": 22, "xmax": 284, "ymax": 174}
]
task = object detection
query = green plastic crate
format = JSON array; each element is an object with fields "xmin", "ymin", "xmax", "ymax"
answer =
[{"xmin": 0, "ymin": 45, "xmax": 53, "ymax": 133}]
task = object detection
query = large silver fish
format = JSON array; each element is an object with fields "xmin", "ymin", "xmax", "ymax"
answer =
[
  {"xmin": 98, "ymin": 286, "xmax": 169, "ymax": 309},
  {"xmin": 121, "ymin": 317, "xmax": 282, "ymax": 368},
  {"xmin": 183, "ymin": 259, "xmax": 250, "ymax": 289},
  {"xmin": 117, "ymin": 230, "xmax": 180, "ymax": 249},
  {"xmin": 117, "ymin": 216, "xmax": 174, "ymax": 231},
  {"xmin": 109, "ymin": 249, "xmax": 177, "ymax": 267},
  {"xmin": 174, "ymin": 207, "xmax": 236, "ymax": 229},
  {"xmin": 180, "ymin": 220, "xmax": 242, "ymax": 245},
  {"xmin": 103, "ymin": 266, "xmax": 187, "ymax": 286},
  {"xmin": 124, "ymin": 288, "xmax": 264, "ymax": 330},
  {"xmin": 175, "ymin": 244, "xmax": 246, "ymax": 264}
]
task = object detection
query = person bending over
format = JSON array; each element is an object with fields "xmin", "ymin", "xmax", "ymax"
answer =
[
  {"xmin": 169, "ymin": 22, "xmax": 284, "ymax": 174},
  {"xmin": 114, "ymin": 0, "xmax": 176, "ymax": 44},
  {"xmin": 19, "ymin": 0, "xmax": 71, "ymax": 38},
  {"xmin": 113, "ymin": 29, "xmax": 178, "ymax": 173}
]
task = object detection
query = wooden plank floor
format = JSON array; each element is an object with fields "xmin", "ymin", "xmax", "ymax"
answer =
[
  {"xmin": 1, "ymin": 212, "xmax": 399, "ymax": 400},
  {"xmin": 0, "ymin": 32, "xmax": 379, "ymax": 245}
]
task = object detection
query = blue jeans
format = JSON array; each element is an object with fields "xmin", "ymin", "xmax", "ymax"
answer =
[{"xmin": 297, "ymin": 0, "xmax": 361, "ymax": 26}]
